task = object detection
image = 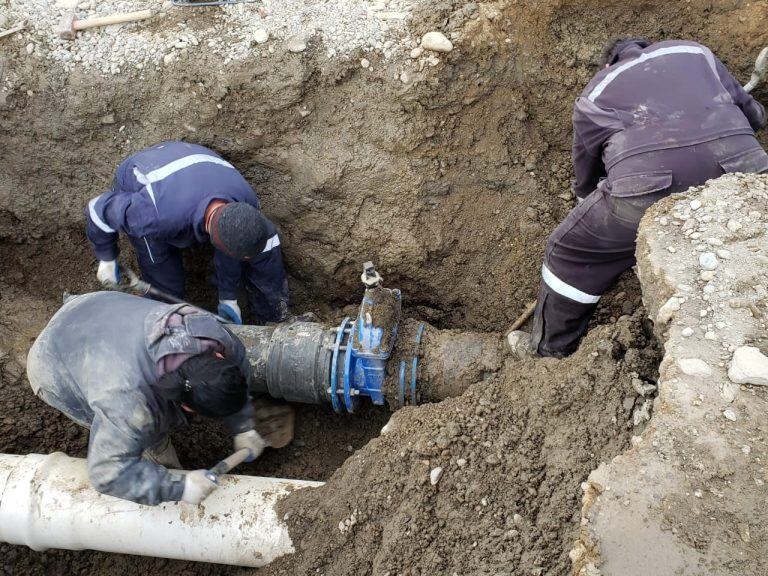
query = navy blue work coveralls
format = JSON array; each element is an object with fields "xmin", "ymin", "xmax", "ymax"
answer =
[
  {"xmin": 26, "ymin": 291, "xmax": 256, "ymax": 505},
  {"xmin": 531, "ymin": 40, "xmax": 768, "ymax": 357},
  {"xmin": 85, "ymin": 141, "xmax": 289, "ymax": 323}
]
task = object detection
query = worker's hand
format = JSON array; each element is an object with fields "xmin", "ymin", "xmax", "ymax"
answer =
[
  {"xmin": 181, "ymin": 470, "xmax": 218, "ymax": 505},
  {"xmin": 233, "ymin": 429, "xmax": 266, "ymax": 462},
  {"xmin": 218, "ymin": 300, "xmax": 243, "ymax": 324},
  {"xmin": 96, "ymin": 260, "xmax": 120, "ymax": 287}
]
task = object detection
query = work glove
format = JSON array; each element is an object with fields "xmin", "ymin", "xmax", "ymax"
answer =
[
  {"xmin": 96, "ymin": 260, "xmax": 120, "ymax": 287},
  {"xmin": 218, "ymin": 300, "xmax": 243, "ymax": 324},
  {"xmin": 233, "ymin": 429, "xmax": 267, "ymax": 462},
  {"xmin": 181, "ymin": 470, "xmax": 218, "ymax": 505}
]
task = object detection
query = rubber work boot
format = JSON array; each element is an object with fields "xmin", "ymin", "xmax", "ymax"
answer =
[{"xmin": 506, "ymin": 330, "xmax": 534, "ymax": 360}]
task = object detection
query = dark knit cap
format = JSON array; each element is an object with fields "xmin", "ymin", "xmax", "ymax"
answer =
[
  {"xmin": 152, "ymin": 352, "xmax": 248, "ymax": 418},
  {"xmin": 600, "ymin": 36, "xmax": 651, "ymax": 67},
  {"xmin": 210, "ymin": 202, "xmax": 270, "ymax": 260}
]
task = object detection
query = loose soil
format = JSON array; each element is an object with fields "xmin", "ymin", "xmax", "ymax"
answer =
[{"xmin": 1, "ymin": 0, "xmax": 767, "ymax": 575}]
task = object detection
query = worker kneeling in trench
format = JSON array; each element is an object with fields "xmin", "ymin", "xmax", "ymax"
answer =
[{"xmin": 26, "ymin": 291, "xmax": 267, "ymax": 506}]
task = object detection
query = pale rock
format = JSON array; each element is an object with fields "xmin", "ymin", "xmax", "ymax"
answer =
[
  {"xmin": 456, "ymin": 458, "xmax": 467, "ymax": 467},
  {"xmin": 286, "ymin": 37, "xmax": 307, "ymax": 53},
  {"xmin": 56, "ymin": 0, "xmax": 80, "ymax": 8},
  {"xmin": 700, "ymin": 270, "xmax": 716, "ymax": 282},
  {"xmin": 716, "ymin": 249, "xmax": 731, "ymax": 259},
  {"xmin": 430, "ymin": 466, "xmax": 444, "ymax": 485},
  {"xmin": 26, "ymin": 43, "xmax": 35, "ymax": 55},
  {"xmin": 690, "ymin": 199, "xmax": 702, "ymax": 210},
  {"xmin": 633, "ymin": 399, "xmax": 651, "ymax": 426},
  {"xmin": 399, "ymin": 71, "xmax": 410, "ymax": 83},
  {"xmin": 360, "ymin": 58, "xmax": 370, "ymax": 68},
  {"xmin": 410, "ymin": 47, "xmax": 423, "ymax": 58},
  {"xmin": 727, "ymin": 219, "xmax": 742, "ymax": 232},
  {"xmin": 421, "ymin": 31, "xmax": 453, "ymax": 53},
  {"xmin": 253, "ymin": 29, "xmax": 269, "ymax": 44},
  {"xmin": 657, "ymin": 297, "xmax": 681, "ymax": 324},
  {"xmin": 699, "ymin": 252, "xmax": 719, "ymax": 271},
  {"xmin": 659, "ymin": 217, "xmax": 669, "ymax": 226},
  {"xmin": 678, "ymin": 358, "xmax": 712, "ymax": 378},
  {"xmin": 721, "ymin": 382, "xmax": 738, "ymax": 403},
  {"xmin": 706, "ymin": 237, "xmax": 723, "ymax": 246},
  {"xmin": 728, "ymin": 346, "xmax": 768, "ymax": 386},
  {"xmin": 681, "ymin": 327, "xmax": 694, "ymax": 337},
  {"xmin": 723, "ymin": 408, "xmax": 737, "ymax": 421},
  {"xmin": 163, "ymin": 53, "xmax": 176, "ymax": 65}
]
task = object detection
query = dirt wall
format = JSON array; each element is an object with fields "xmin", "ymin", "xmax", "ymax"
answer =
[{"xmin": 2, "ymin": 0, "xmax": 764, "ymax": 332}]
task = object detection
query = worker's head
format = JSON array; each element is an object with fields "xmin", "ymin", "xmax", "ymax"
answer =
[
  {"xmin": 600, "ymin": 36, "xmax": 651, "ymax": 67},
  {"xmin": 152, "ymin": 352, "xmax": 249, "ymax": 418},
  {"xmin": 208, "ymin": 201, "xmax": 271, "ymax": 261}
]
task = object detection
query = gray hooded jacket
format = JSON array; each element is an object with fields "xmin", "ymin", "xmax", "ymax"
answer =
[{"xmin": 26, "ymin": 291, "xmax": 255, "ymax": 505}]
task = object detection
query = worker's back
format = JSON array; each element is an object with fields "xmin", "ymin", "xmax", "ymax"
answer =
[
  {"xmin": 572, "ymin": 40, "xmax": 767, "ymax": 198},
  {"xmin": 27, "ymin": 291, "xmax": 172, "ymax": 429}
]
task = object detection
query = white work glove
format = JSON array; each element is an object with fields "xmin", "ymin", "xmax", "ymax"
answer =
[
  {"xmin": 218, "ymin": 300, "xmax": 243, "ymax": 324},
  {"xmin": 96, "ymin": 260, "xmax": 120, "ymax": 287},
  {"xmin": 181, "ymin": 470, "xmax": 218, "ymax": 505},
  {"xmin": 234, "ymin": 429, "xmax": 267, "ymax": 462}
]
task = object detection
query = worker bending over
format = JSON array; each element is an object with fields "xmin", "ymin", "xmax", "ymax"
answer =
[
  {"xmin": 26, "ymin": 291, "xmax": 267, "ymax": 505},
  {"xmin": 510, "ymin": 37, "xmax": 767, "ymax": 358},
  {"xmin": 85, "ymin": 141, "xmax": 289, "ymax": 324}
]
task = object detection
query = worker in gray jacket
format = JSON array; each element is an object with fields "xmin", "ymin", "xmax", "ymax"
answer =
[
  {"xmin": 26, "ymin": 291, "xmax": 267, "ymax": 506},
  {"xmin": 509, "ymin": 37, "xmax": 767, "ymax": 358}
]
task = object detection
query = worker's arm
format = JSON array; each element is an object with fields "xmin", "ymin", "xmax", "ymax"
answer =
[
  {"xmin": 714, "ymin": 56, "xmax": 766, "ymax": 131},
  {"xmin": 85, "ymin": 188, "xmax": 160, "ymax": 261},
  {"xmin": 571, "ymin": 97, "xmax": 617, "ymax": 199},
  {"xmin": 218, "ymin": 330, "xmax": 258, "ymax": 434},
  {"xmin": 87, "ymin": 407, "xmax": 186, "ymax": 505}
]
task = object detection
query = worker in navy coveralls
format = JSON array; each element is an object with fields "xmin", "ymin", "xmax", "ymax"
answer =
[{"xmin": 85, "ymin": 141, "xmax": 289, "ymax": 324}]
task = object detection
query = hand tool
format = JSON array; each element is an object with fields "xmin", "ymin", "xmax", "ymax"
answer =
[
  {"xmin": 506, "ymin": 300, "xmax": 537, "ymax": 334},
  {"xmin": 744, "ymin": 46, "xmax": 768, "ymax": 94},
  {"xmin": 172, "ymin": 0, "xmax": 256, "ymax": 7},
  {"xmin": 0, "ymin": 21, "xmax": 25, "ymax": 40},
  {"xmin": 55, "ymin": 9, "xmax": 153, "ymax": 40},
  {"xmin": 119, "ymin": 266, "xmax": 231, "ymax": 324},
  {"xmin": 204, "ymin": 448, "xmax": 253, "ymax": 484}
]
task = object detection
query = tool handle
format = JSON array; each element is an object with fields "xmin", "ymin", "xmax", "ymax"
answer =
[
  {"xmin": 73, "ymin": 9, "xmax": 153, "ymax": 31},
  {"xmin": 506, "ymin": 300, "xmax": 537, "ymax": 333},
  {"xmin": 205, "ymin": 448, "xmax": 252, "ymax": 483},
  {"xmin": 120, "ymin": 267, "xmax": 231, "ymax": 324}
]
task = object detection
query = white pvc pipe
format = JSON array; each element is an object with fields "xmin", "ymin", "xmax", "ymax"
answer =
[{"xmin": 0, "ymin": 452, "xmax": 322, "ymax": 567}]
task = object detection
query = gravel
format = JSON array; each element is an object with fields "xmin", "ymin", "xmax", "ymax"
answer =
[{"xmin": 2, "ymin": 0, "xmax": 418, "ymax": 75}]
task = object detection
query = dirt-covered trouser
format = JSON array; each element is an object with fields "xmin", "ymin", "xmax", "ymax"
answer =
[{"xmin": 531, "ymin": 135, "xmax": 768, "ymax": 357}]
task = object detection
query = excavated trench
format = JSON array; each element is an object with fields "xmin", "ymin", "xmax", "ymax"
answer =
[{"xmin": 0, "ymin": 0, "xmax": 767, "ymax": 575}]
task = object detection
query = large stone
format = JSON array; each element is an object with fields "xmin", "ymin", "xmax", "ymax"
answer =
[
  {"xmin": 677, "ymin": 358, "xmax": 712, "ymax": 378},
  {"xmin": 421, "ymin": 31, "xmax": 453, "ymax": 53},
  {"xmin": 728, "ymin": 346, "xmax": 768, "ymax": 386}
]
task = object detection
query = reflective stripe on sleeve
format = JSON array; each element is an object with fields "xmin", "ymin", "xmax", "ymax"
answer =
[
  {"xmin": 542, "ymin": 264, "xmax": 601, "ymax": 304},
  {"xmin": 263, "ymin": 234, "xmax": 280, "ymax": 253},
  {"xmin": 88, "ymin": 196, "xmax": 116, "ymax": 234}
]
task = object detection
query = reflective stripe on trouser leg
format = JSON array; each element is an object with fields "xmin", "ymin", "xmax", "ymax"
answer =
[{"xmin": 531, "ymin": 189, "xmax": 641, "ymax": 357}]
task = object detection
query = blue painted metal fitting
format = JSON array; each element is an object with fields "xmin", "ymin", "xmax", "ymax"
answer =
[{"xmin": 328, "ymin": 263, "xmax": 402, "ymax": 413}]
